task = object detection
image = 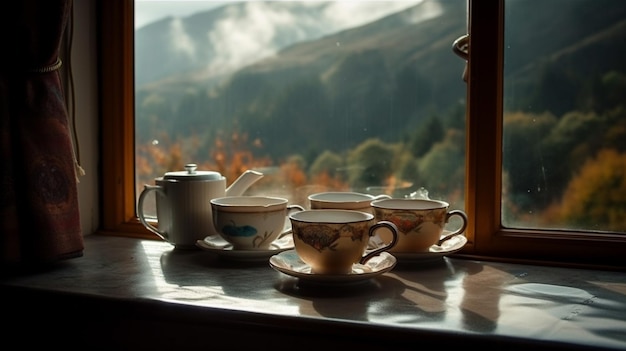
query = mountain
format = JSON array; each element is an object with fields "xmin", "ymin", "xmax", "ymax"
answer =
[
  {"xmin": 134, "ymin": 0, "xmax": 626, "ymax": 162},
  {"xmin": 503, "ymin": 0, "xmax": 626, "ymax": 115},
  {"xmin": 207, "ymin": 0, "xmax": 467, "ymax": 156},
  {"xmin": 135, "ymin": 1, "xmax": 424, "ymax": 87},
  {"xmin": 135, "ymin": 0, "xmax": 468, "ymax": 159}
]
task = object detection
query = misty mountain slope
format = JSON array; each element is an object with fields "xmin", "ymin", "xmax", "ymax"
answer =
[
  {"xmin": 135, "ymin": 1, "xmax": 422, "ymax": 87},
  {"xmin": 241, "ymin": 0, "xmax": 461, "ymax": 73},
  {"xmin": 503, "ymin": 0, "xmax": 626, "ymax": 73},
  {"xmin": 136, "ymin": 2, "xmax": 330, "ymax": 86},
  {"xmin": 505, "ymin": 19, "xmax": 626, "ymax": 115},
  {"xmin": 222, "ymin": 1, "xmax": 466, "ymax": 112},
  {"xmin": 503, "ymin": 0, "xmax": 626, "ymax": 115},
  {"xmin": 197, "ymin": 0, "xmax": 468, "ymax": 158}
]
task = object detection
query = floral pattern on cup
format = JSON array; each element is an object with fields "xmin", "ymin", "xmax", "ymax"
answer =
[
  {"xmin": 385, "ymin": 209, "xmax": 446, "ymax": 234},
  {"xmin": 220, "ymin": 220, "xmax": 284, "ymax": 249},
  {"xmin": 295, "ymin": 222, "xmax": 368, "ymax": 252}
]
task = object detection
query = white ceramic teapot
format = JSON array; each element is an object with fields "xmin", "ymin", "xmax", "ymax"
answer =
[{"xmin": 137, "ymin": 163, "xmax": 263, "ymax": 249}]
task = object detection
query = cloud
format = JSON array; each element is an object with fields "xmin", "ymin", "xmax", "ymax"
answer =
[
  {"xmin": 322, "ymin": 1, "xmax": 422, "ymax": 28},
  {"xmin": 208, "ymin": 2, "xmax": 297, "ymax": 72},
  {"xmin": 168, "ymin": 17, "xmax": 198, "ymax": 61},
  {"xmin": 204, "ymin": 1, "xmax": 423, "ymax": 74}
]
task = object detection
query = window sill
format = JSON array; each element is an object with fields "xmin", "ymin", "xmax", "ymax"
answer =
[{"xmin": 2, "ymin": 234, "xmax": 626, "ymax": 350}]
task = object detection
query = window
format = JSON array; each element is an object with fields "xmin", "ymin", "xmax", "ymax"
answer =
[
  {"xmin": 501, "ymin": 0, "xmax": 626, "ymax": 234},
  {"xmin": 133, "ymin": 0, "xmax": 466, "ymax": 217},
  {"xmin": 99, "ymin": 0, "xmax": 626, "ymax": 269}
]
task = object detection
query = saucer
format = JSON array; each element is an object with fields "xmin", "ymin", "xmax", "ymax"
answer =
[
  {"xmin": 269, "ymin": 250, "xmax": 396, "ymax": 285},
  {"xmin": 196, "ymin": 233, "xmax": 294, "ymax": 262},
  {"xmin": 371, "ymin": 233, "xmax": 467, "ymax": 263}
]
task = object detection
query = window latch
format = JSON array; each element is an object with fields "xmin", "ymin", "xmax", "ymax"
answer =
[{"xmin": 452, "ymin": 34, "xmax": 469, "ymax": 82}]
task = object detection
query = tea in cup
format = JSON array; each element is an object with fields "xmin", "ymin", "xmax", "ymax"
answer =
[
  {"xmin": 370, "ymin": 198, "xmax": 468, "ymax": 253},
  {"xmin": 211, "ymin": 196, "xmax": 304, "ymax": 250},
  {"xmin": 288, "ymin": 209, "xmax": 399, "ymax": 274},
  {"xmin": 308, "ymin": 191, "xmax": 391, "ymax": 214}
]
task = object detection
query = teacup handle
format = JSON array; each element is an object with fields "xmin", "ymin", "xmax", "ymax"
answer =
[
  {"xmin": 372, "ymin": 194, "xmax": 392, "ymax": 200},
  {"xmin": 277, "ymin": 205, "xmax": 306, "ymax": 239},
  {"xmin": 359, "ymin": 221, "xmax": 399, "ymax": 265},
  {"xmin": 287, "ymin": 204, "xmax": 305, "ymax": 214},
  {"xmin": 137, "ymin": 184, "xmax": 169, "ymax": 241},
  {"xmin": 437, "ymin": 210, "xmax": 468, "ymax": 246}
]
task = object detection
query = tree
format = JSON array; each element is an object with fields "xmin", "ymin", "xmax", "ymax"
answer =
[
  {"xmin": 597, "ymin": 71, "xmax": 626, "ymax": 111},
  {"xmin": 418, "ymin": 129, "xmax": 465, "ymax": 201},
  {"xmin": 346, "ymin": 138, "xmax": 395, "ymax": 190},
  {"xmin": 541, "ymin": 110, "xmax": 611, "ymax": 201},
  {"xmin": 557, "ymin": 149, "xmax": 626, "ymax": 232},
  {"xmin": 410, "ymin": 115, "xmax": 444, "ymax": 157},
  {"xmin": 309, "ymin": 150, "xmax": 344, "ymax": 180},
  {"xmin": 502, "ymin": 111, "xmax": 557, "ymax": 210}
]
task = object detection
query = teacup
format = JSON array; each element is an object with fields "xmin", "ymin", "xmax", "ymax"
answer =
[
  {"xmin": 211, "ymin": 196, "xmax": 304, "ymax": 250},
  {"xmin": 288, "ymin": 209, "xmax": 399, "ymax": 274},
  {"xmin": 308, "ymin": 191, "xmax": 391, "ymax": 214},
  {"xmin": 370, "ymin": 198, "xmax": 468, "ymax": 253}
]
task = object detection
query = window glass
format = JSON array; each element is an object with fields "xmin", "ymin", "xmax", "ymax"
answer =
[
  {"xmin": 134, "ymin": 0, "xmax": 468, "ymax": 217},
  {"xmin": 501, "ymin": 0, "xmax": 626, "ymax": 233}
]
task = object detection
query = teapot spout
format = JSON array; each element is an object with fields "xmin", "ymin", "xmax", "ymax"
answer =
[{"xmin": 225, "ymin": 170, "xmax": 264, "ymax": 196}]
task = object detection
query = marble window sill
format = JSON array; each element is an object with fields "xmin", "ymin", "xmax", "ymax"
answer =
[{"xmin": 2, "ymin": 234, "xmax": 626, "ymax": 350}]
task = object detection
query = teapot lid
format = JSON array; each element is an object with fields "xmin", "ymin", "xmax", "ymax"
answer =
[{"xmin": 163, "ymin": 163, "xmax": 222, "ymax": 181}]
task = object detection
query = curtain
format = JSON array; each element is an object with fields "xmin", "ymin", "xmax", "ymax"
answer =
[{"xmin": 0, "ymin": 0, "xmax": 83, "ymax": 270}]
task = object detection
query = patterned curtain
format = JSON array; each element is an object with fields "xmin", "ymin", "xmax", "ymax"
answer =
[{"xmin": 0, "ymin": 0, "xmax": 83, "ymax": 269}]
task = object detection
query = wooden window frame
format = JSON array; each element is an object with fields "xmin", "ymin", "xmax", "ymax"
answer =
[{"xmin": 98, "ymin": 0, "xmax": 626, "ymax": 270}]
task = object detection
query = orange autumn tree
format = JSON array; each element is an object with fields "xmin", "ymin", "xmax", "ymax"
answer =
[
  {"xmin": 206, "ymin": 131, "xmax": 271, "ymax": 187},
  {"xmin": 135, "ymin": 133, "xmax": 183, "ymax": 193},
  {"xmin": 556, "ymin": 148, "xmax": 626, "ymax": 232}
]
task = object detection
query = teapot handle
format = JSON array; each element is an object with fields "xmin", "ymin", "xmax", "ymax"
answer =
[{"xmin": 137, "ymin": 185, "xmax": 169, "ymax": 241}]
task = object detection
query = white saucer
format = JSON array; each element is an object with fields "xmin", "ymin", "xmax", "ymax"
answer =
[
  {"xmin": 269, "ymin": 250, "xmax": 396, "ymax": 285},
  {"xmin": 196, "ymin": 234, "xmax": 294, "ymax": 262},
  {"xmin": 372, "ymin": 233, "xmax": 467, "ymax": 263}
]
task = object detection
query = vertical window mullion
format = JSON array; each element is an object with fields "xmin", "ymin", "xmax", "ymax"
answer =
[{"xmin": 466, "ymin": 0, "xmax": 504, "ymax": 252}]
